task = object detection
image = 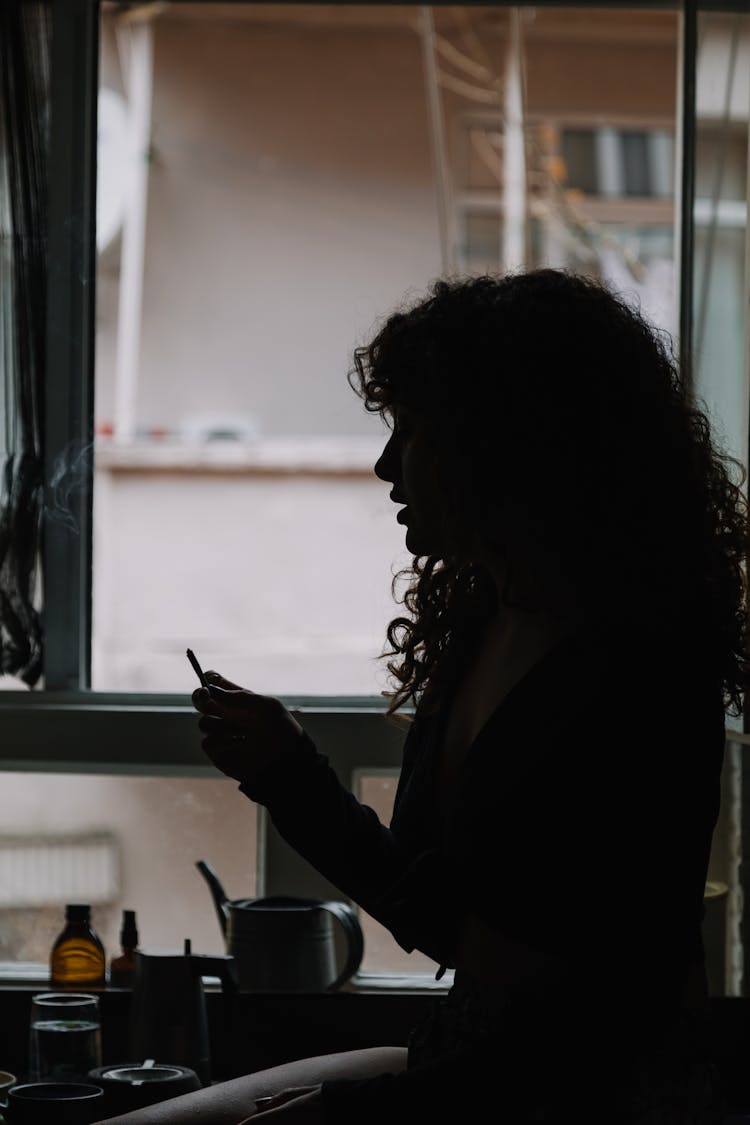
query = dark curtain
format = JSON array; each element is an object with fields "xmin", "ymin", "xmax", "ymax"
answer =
[{"xmin": 0, "ymin": 1, "xmax": 51, "ymax": 686}]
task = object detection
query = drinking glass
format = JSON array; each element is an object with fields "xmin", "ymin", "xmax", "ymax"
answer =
[{"xmin": 28, "ymin": 993, "xmax": 102, "ymax": 1083}]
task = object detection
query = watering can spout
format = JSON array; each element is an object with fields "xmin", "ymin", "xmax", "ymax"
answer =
[{"xmin": 196, "ymin": 859, "xmax": 230, "ymax": 938}]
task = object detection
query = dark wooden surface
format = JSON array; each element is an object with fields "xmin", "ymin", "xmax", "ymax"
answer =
[
  {"xmin": 0, "ymin": 985, "xmax": 434, "ymax": 1087},
  {"xmin": 0, "ymin": 987, "xmax": 749, "ymax": 1112}
]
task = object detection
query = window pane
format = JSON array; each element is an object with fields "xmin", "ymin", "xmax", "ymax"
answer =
[
  {"xmin": 0, "ymin": 774, "xmax": 255, "ymax": 967},
  {"xmin": 560, "ymin": 129, "xmax": 598, "ymax": 195},
  {"xmin": 692, "ymin": 10, "xmax": 750, "ymax": 999},
  {"xmin": 93, "ymin": 3, "xmax": 430, "ymax": 696},
  {"xmin": 462, "ymin": 212, "xmax": 502, "ymax": 275},
  {"xmin": 693, "ymin": 14, "xmax": 749, "ymax": 468},
  {"xmin": 356, "ymin": 773, "xmax": 435, "ymax": 976},
  {"xmin": 92, "ymin": 5, "xmax": 683, "ymax": 698},
  {"xmin": 621, "ymin": 131, "xmax": 651, "ymax": 196},
  {"xmin": 550, "ymin": 223, "xmax": 675, "ymax": 337},
  {"xmin": 451, "ymin": 8, "xmax": 678, "ymax": 336}
]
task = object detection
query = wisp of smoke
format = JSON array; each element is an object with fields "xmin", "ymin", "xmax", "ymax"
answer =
[{"xmin": 45, "ymin": 441, "xmax": 94, "ymax": 534}]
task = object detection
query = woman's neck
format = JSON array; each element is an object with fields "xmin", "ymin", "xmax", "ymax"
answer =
[{"xmin": 477, "ymin": 552, "xmax": 573, "ymax": 653}]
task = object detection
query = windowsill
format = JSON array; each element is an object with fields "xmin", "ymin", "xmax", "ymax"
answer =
[
  {"xmin": 0, "ymin": 963, "xmax": 51, "ymax": 984},
  {"xmin": 95, "ymin": 435, "xmax": 383, "ymax": 476},
  {"xmin": 347, "ymin": 970, "xmax": 454, "ymax": 992},
  {"xmin": 0, "ymin": 964, "xmax": 453, "ymax": 994}
]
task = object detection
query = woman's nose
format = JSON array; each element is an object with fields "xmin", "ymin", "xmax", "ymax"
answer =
[{"xmin": 374, "ymin": 433, "xmax": 397, "ymax": 483}]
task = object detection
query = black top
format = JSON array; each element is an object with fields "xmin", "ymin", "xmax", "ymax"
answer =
[
  {"xmin": 64, "ymin": 903, "xmax": 92, "ymax": 922},
  {"xmin": 240, "ymin": 614, "xmax": 726, "ymax": 1119}
]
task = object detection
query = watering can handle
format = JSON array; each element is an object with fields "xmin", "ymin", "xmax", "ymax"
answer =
[
  {"xmin": 318, "ymin": 901, "xmax": 364, "ymax": 991},
  {"xmin": 190, "ymin": 952, "xmax": 239, "ymax": 995},
  {"xmin": 196, "ymin": 859, "xmax": 230, "ymax": 938}
]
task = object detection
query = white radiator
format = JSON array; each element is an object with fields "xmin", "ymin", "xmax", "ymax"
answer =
[{"xmin": 0, "ymin": 834, "xmax": 119, "ymax": 907}]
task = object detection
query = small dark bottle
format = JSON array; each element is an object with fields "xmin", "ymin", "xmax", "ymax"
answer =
[
  {"xmin": 50, "ymin": 903, "xmax": 106, "ymax": 987},
  {"xmin": 109, "ymin": 910, "xmax": 139, "ymax": 987}
]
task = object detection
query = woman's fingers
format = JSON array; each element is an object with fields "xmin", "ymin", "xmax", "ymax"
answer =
[
  {"xmin": 206, "ymin": 684, "xmax": 251, "ymax": 711},
  {"xmin": 191, "ymin": 679, "xmax": 306, "ymax": 787},
  {"xmin": 198, "ymin": 714, "xmax": 252, "ymax": 746},
  {"xmin": 205, "ymin": 669, "xmax": 244, "ymax": 691},
  {"xmin": 201, "ymin": 739, "xmax": 247, "ymax": 765},
  {"xmin": 198, "ymin": 715, "xmax": 248, "ymax": 736},
  {"xmin": 198, "ymin": 714, "xmax": 219, "ymax": 733},
  {"xmin": 191, "ymin": 668, "xmax": 253, "ymax": 714},
  {"xmin": 192, "ymin": 683, "xmax": 253, "ymax": 717},
  {"xmin": 192, "ymin": 686, "xmax": 216, "ymax": 714}
]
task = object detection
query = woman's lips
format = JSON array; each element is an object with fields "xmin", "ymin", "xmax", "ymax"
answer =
[{"xmin": 396, "ymin": 506, "xmax": 409, "ymax": 524}]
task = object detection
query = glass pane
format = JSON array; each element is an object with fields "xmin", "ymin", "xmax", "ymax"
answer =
[
  {"xmin": 560, "ymin": 129, "xmax": 598, "ymax": 194},
  {"xmin": 356, "ymin": 773, "xmax": 436, "ymax": 976},
  {"xmin": 549, "ymin": 223, "xmax": 675, "ymax": 336},
  {"xmin": 0, "ymin": 773, "xmax": 255, "ymax": 967},
  {"xmin": 462, "ymin": 212, "xmax": 502, "ymax": 274},
  {"xmin": 91, "ymin": 4, "xmax": 683, "ymax": 698},
  {"xmin": 692, "ymin": 9, "xmax": 750, "ymax": 1000},
  {"xmin": 622, "ymin": 131, "xmax": 651, "ymax": 195},
  {"xmin": 92, "ymin": 3, "xmax": 427, "ymax": 696},
  {"xmin": 451, "ymin": 7, "xmax": 678, "ymax": 337},
  {"xmin": 693, "ymin": 13, "xmax": 749, "ymax": 468}
]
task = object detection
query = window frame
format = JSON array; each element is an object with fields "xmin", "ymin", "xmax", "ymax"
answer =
[{"xmin": 2, "ymin": 0, "xmax": 748, "ymax": 919}]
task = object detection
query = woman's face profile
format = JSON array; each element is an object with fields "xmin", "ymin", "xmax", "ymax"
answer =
[{"xmin": 374, "ymin": 404, "xmax": 445, "ymax": 556}]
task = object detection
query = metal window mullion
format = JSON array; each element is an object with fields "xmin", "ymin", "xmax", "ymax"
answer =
[
  {"xmin": 743, "ymin": 18, "xmax": 750, "ymax": 742},
  {"xmin": 43, "ymin": 0, "xmax": 98, "ymax": 691}
]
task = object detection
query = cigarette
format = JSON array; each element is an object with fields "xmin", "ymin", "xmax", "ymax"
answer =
[{"xmin": 186, "ymin": 648, "xmax": 208, "ymax": 688}]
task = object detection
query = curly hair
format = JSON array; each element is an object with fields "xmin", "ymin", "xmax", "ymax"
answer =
[{"xmin": 348, "ymin": 269, "xmax": 749, "ymax": 719}]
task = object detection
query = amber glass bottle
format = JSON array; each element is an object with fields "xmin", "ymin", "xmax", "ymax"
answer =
[
  {"xmin": 109, "ymin": 910, "xmax": 139, "ymax": 987},
  {"xmin": 50, "ymin": 903, "xmax": 106, "ymax": 987}
]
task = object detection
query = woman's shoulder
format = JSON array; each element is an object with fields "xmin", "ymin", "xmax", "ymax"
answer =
[
  {"xmin": 569, "ymin": 604, "xmax": 721, "ymax": 677},
  {"xmin": 411, "ymin": 605, "xmax": 725, "ymax": 751},
  {"xmin": 506, "ymin": 608, "xmax": 725, "ymax": 750},
  {"xmin": 554, "ymin": 611, "xmax": 727, "ymax": 760}
]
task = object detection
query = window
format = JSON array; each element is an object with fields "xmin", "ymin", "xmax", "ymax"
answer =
[
  {"xmin": 442, "ymin": 7, "xmax": 682, "ymax": 339},
  {"xmin": 559, "ymin": 126, "xmax": 674, "ymax": 197},
  {"xmin": 455, "ymin": 111, "xmax": 677, "ymax": 332},
  {"xmin": 2, "ymin": 1, "xmax": 748, "ymax": 992}
]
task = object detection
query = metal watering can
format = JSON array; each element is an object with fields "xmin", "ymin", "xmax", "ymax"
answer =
[{"xmin": 196, "ymin": 859, "xmax": 364, "ymax": 992}]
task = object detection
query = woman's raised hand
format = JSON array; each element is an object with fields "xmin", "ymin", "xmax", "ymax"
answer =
[{"xmin": 192, "ymin": 671, "xmax": 306, "ymax": 789}]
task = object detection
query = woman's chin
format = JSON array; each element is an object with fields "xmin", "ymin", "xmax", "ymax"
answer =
[
  {"xmin": 404, "ymin": 524, "xmax": 431, "ymax": 557},
  {"xmin": 403, "ymin": 524, "xmax": 419, "ymax": 554}
]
